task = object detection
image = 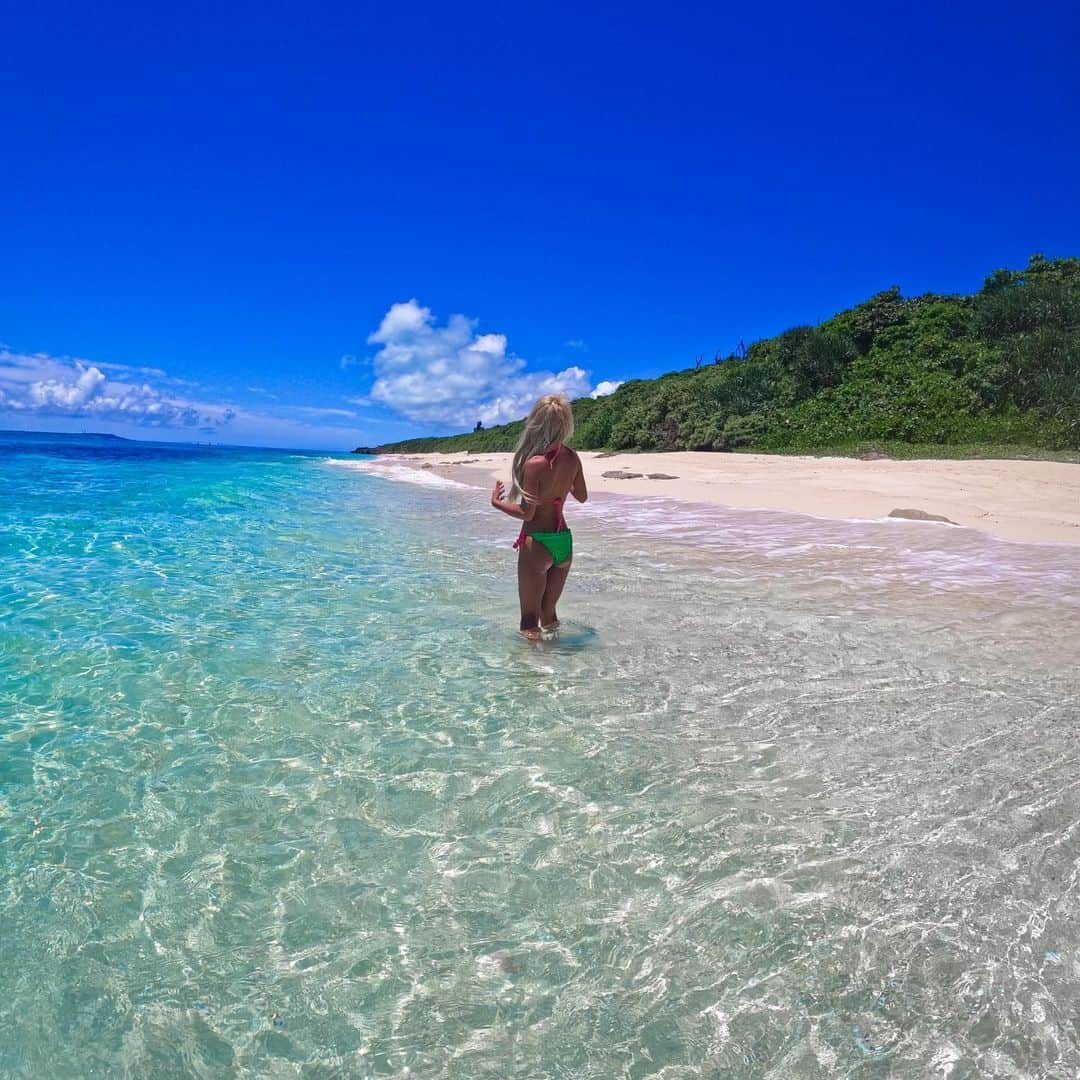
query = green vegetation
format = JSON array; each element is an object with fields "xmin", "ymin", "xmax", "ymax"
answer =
[{"xmin": 369, "ymin": 255, "xmax": 1080, "ymax": 458}]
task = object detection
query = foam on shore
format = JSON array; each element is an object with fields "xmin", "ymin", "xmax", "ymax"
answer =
[{"xmin": 326, "ymin": 456, "xmax": 470, "ymax": 489}]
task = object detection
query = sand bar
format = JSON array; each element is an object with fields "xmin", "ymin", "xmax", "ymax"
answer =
[{"xmin": 387, "ymin": 450, "xmax": 1080, "ymax": 545}]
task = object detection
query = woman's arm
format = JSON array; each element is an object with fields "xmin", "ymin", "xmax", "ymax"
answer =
[
  {"xmin": 571, "ymin": 459, "xmax": 588, "ymax": 503},
  {"xmin": 490, "ymin": 480, "xmax": 536, "ymax": 520},
  {"xmin": 490, "ymin": 457, "xmax": 545, "ymax": 519}
]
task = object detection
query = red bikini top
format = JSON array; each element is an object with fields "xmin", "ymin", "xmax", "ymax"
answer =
[{"xmin": 513, "ymin": 444, "xmax": 567, "ymax": 547}]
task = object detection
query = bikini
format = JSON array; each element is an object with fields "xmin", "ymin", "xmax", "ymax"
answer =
[{"xmin": 512, "ymin": 444, "xmax": 573, "ymax": 566}]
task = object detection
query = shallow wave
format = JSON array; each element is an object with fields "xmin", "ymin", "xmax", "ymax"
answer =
[
  {"xmin": 568, "ymin": 494, "xmax": 1080, "ymax": 608},
  {"xmin": 324, "ymin": 456, "xmax": 471, "ymax": 489}
]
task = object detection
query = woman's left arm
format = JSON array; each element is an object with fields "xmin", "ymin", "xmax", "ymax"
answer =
[{"xmin": 571, "ymin": 457, "xmax": 588, "ymax": 503}]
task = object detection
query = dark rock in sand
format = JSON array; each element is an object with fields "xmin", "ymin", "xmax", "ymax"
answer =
[
  {"xmin": 595, "ymin": 451, "xmax": 618, "ymax": 458},
  {"xmin": 647, "ymin": 473, "xmax": 679, "ymax": 480},
  {"xmin": 420, "ymin": 463, "xmax": 434, "ymax": 469},
  {"xmin": 888, "ymin": 507, "xmax": 957, "ymax": 525},
  {"xmin": 859, "ymin": 451, "xmax": 890, "ymax": 461},
  {"xmin": 602, "ymin": 470, "xmax": 644, "ymax": 479}
]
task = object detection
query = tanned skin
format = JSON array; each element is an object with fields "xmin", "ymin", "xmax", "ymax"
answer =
[{"xmin": 491, "ymin": 447, "xmax": 588, "ymax": 639}]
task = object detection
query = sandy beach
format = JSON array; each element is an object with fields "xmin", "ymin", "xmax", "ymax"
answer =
[{"xmin": 387, "ymin": 450, "xmax": 1080, "ymax": 545}]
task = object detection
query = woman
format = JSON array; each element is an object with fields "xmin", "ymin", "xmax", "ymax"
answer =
[{"xmin": 490, "ymin": 394, "xmax": 588, "ymax": 639}]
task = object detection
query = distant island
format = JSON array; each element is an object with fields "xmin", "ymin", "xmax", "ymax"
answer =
[
  {"xmin": 359, "ymin": 254, "xmax": 1080, "ymax": 460},
  {"xmin": 1, "ymin": 430, "xmax": 132, "ymax": 441}
]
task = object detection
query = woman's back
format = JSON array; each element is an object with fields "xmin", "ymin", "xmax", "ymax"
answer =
[{"xmin": 523, "ymin": 445, "xmax": 581, "ymax": 534}]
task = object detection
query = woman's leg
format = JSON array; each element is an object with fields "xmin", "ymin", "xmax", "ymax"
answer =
[
  {"xmin": 517, "ymin": 538, "xmax": 553, "ymax": 638},
  {"xmin": 540, "ymin": 557, "xmax": 572, "ymax": 629}
]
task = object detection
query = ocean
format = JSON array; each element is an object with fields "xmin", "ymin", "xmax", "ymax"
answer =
[{"xmin": 3, "ymin": 430, "xmax": 1080, "ymax": 1077}]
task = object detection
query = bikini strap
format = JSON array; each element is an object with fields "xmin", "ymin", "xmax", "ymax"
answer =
[{"xmin": 552, "ymin": 495, "xmax": 565, "ymax": 532}]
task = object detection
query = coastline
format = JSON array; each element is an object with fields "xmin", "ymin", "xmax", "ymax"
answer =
[{"xmin": 380, "ymin": 450, "xmax": 1080, "ymax": 545}]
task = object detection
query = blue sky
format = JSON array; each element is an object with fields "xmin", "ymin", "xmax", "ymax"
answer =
[{"xmin": 2, "ymin": 1, "xmax": 1078, "ymax": 449}]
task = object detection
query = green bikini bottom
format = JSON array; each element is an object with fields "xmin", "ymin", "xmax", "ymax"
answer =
[{"xmin": 529, "ymin": 528, "xmax": 573, "ymax": 566}]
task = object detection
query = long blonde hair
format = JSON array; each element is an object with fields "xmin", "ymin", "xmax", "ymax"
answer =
[{"xmin": 508, "ymin": 394, "xmax": 575, "ymax": 501}]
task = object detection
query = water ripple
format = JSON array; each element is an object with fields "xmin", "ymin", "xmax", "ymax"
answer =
[{"xmin": 1, "ymin": 442, "xmax": 1078, "ymax": 1076}]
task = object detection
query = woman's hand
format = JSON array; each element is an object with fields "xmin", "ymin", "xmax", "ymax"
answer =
[{"xmin": 491, "ymin": 480, "xmax": 505, "ymax": 507}]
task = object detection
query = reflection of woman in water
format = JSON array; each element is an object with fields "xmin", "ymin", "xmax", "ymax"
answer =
[{"xmin": 490, "ymin": 394, "xmax": 588, "ymax": 639}]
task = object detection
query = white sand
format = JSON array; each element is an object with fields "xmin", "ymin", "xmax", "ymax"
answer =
[{"xmin": 391, "ymin": 450, "xmax": 1080, "ymax": 545}]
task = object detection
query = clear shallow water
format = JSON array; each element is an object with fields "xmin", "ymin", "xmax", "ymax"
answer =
[{"xmin": 3, "ymin": 434, "xmax": 1080, "ymax": 1078}]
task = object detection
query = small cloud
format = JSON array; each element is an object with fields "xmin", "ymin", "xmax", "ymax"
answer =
[
  {"xmin": 246, "ymin": 386, "xmax": 278, "ymax": 399},
  {"xmin": 96, "ymin": 360, "xmax": 168, "ymax": 378},
  {"xmin": 564, "ymin": 338, "xmax": 587, "ymax": 352},
  {"xmin": 340, "ymin": 354, "xmax": 359, "ymax": 370},
  {"xmin": 290, "ymin": 406, "xmax": 358, "ymax": 419},
  {"xmin": 590, "ymin": 380, "xmax": 623, "ymax": 399},
  {"xmin": 345, "ymin": 395, "xmax": 373, "ymax": 407}
]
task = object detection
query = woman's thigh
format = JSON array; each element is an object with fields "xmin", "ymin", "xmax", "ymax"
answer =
[{"xmin": 517, "ymin": 538, "xmax": 553, "ymax": 611}]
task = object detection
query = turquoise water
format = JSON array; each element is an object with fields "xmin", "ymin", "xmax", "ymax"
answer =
[{"xmin": 3, "ymin": 432, "xmax": 1080, "ymax": 1077}]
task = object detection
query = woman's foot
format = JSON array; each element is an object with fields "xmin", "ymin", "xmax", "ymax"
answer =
[
  {"xmin": 540, "ymin": 618, "xmax": 560, "ymax": 632},
  {"xmin": 519, "ymin": 627, "xmax": 543, "ymax": 642}
]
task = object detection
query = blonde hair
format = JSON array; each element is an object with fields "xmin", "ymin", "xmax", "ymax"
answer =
[{"xmin": 508, "ymin": 394, "xmax": 574, "ymax": 501}]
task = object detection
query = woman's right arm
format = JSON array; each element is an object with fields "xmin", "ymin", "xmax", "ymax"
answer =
[{"xmin": 491, "ymin": 457, "xmax": 546, "ymax": 518}]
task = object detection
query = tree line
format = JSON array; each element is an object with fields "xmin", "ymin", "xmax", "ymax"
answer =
[{"xmin": 366, "ymin": 254, "xmax": 1080, "ymax": 457}]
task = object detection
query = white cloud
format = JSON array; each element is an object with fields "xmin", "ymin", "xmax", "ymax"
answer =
[
  {"xmin": 590, "ymin": 380, "xmax": 623, "ymax": 398},
  {"xmin": 0, "ymin": 346, "xmax": 393, "ymax": 450},
  {"xmin": 289, "ymin": 405, "xmax": 358, "ymax": 419},
  {"xmin": 0, "ymin": 350, "xmax": 234, "ymax": 429},
  {"xmin": 96, "ymin": 360, "xmax": 168, "ymax": 378},
  {"xmin": 365, "ymin": 300, "xmax": 603, "ymax": 427},
  {"xmin": 564, "ymin": 338, "xmax": 587, "ymax": 352}
]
